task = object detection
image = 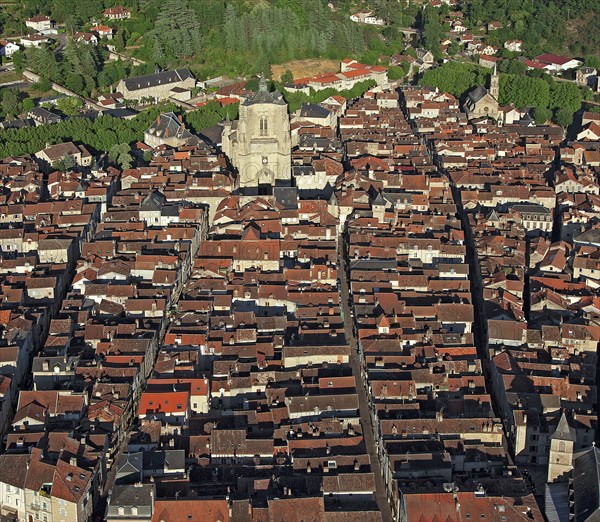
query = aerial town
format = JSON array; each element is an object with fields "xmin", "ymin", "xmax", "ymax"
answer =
[{"xmin": 0, "ymin": 1, "xmax": 598, "ymax": 521}]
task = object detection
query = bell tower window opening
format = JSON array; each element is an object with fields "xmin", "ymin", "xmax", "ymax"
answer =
[{"xmin": 260, "ymin": 116, "xmax": 268, "ymax": 136}]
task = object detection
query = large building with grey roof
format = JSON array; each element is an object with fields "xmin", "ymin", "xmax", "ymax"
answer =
[{"xmin": 117, "ymin": 68, "xmax": 196, "ymax": 102}]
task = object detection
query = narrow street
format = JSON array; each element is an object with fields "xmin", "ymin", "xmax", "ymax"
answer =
[{"xmin": 338, "ymin": 232, "xmax": 393, "ymax": 522}]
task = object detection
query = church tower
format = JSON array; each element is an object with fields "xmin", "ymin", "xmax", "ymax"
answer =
[
  {"xmin": 489, "ymin": 65, "xmax": 499, "ymax": 100},
  {"xmin": 221, "ymin": 74, "xmax": 291, "ymax": 194},
  {"xmin": 547, "ymin": 412, "xmax": 575, "ymax": 483}
]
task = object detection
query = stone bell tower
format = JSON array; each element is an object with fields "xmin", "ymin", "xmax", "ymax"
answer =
[{"xmin": 221, "ymin": 74, "xmax": 291, "ymax": 194}]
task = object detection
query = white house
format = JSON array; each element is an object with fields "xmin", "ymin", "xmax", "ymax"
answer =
[
  {"xmin": 0, "ymin": 40, "xmax": 20, "ymax": 58},
  {"xmin": 25, "ymin": 15, "xmax": 52, "ymax": 32},
  {"xmin": 504, "ymin": 40, "xmax": 523, "ymax": 52}
]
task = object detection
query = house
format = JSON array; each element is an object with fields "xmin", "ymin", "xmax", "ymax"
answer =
[
  {"xmin": 0, "ymin": 39, "xmax": 20, "ymax": 58},
  {"xmin": 19, "ymin": 34, "xmax": 49, "ymax": 48},
  {"xmin": 117, "ymin": 68, "xmax": 196, "ymax": 102},
  {"xmin": 0, "ymin": 454, "xmax": 30, "ymax": 521},
  {"xmin": 577, "ymin": 122, "xmax": 600, "ymax": 141},
  {"xmin": 479, "ymin": 55, "xmax": 499, "ymax": 69},
  {"xmin": 297, "ymin": 104, "xmax": 335, "ymax": 127},
  {"xmin": 536, "ymin": 53, "xmax": 582, "ymax": 72},
  {"xmin": 143, "ymin": 112, "xmax": 202, "ymax": 149},
  {"xmin": 73, "ymin": 32, "xmax": 98, "ymax": 45},
  {"xmin": 504, "ymin": 39, "xmax": 523, "ymax": 52},
  {"xmin": 350, "ymin": 11, "xmax": 384, "ymax": 25},
  {"xmin": 106, "ymin": 483, "xmax": 155, "ymax": 522},
  {"xmin": 25, "ymin": 15, "xmax": 52, "ymax": 32},
  {"xmin": 28, "ymin": 107, "xmax": 61, "ymax": 125},
  {"xmin": 34, "ymin": 142, "xmax": 92, "ymax": 171},
  {"xmin": 416, "ymin": 48, "xmax": 434, "ymax": 64},
  {"xmin": 90, "ymin": 25, "xmax": 114, "ymax": 40},
  {"xmin": 576, "ymin": 66, "xmax": 597, "ymax": 87},
  {"xmin": 104, "ymin": 6, "xmax": 131, "ymax": 20},
  {"xmin": 487, "ymin": 21, "xmax": 503, "ymax": 31}
]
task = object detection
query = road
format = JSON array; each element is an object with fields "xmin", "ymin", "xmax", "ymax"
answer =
[{"xmin": 338, "ymin": 232, "xmax": 393, "ymax": 522}]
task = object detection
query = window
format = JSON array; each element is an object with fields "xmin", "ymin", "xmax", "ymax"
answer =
[{"xmin": 259, "ymin": 116, "xmax": 268, "ymax": 136}]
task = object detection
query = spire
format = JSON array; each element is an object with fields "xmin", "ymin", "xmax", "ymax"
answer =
[
  {"xmin": 259, "ymin": 73, "xmax": 268, "ymax": 92},
  {"xmin": 552, "ymin": 411, "xmax": 575, "ymax": 442}
]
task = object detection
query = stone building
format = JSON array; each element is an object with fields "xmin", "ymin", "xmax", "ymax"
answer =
[
  {"xmin": 463, "ymin": 68, "xmax": 500, "ymax": 120},
  {"xmin": 221, "ymin": 75, "xmax": 291, "ymax": 194},
  {"xmin": 117, "ymin": 69, "xmax": 196, "ymax": 102},
  {"xmin": 144, "ymin": 112, "xmax": 203, "ymax": 149}
]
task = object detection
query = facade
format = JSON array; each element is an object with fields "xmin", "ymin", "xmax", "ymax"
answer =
[
  {"xmin": 221, "ymin": 75, "xmax": 291, "ymax": 193},
  {"xmin": 25, "ymin": 15, "xmax": 52, "ymax": 32}
]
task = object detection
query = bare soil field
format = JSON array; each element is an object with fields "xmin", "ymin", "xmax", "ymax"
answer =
[{"xmin": 271, "ymin": 59, "xmax": 339, "ymax": 81}]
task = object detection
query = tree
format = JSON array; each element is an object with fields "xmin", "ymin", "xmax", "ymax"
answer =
[
  {"xmin": 280, "ymin": 69, "xmax": 294, "ymax": 84},
  {"xmin": 420, "ymin": 62, "xmax": 490, "ymax": 98},
  {"xmin": 56, "ymin": 97, "xmax": 83, "ymax": 116},
  {"xmin": 154, "ymin": 0, "xmax": 202, "ymax": 61},
  {"xmin": 21, "ymin": 97, "xmax": 35, "ymax": 114},
  {"xmin": 109, "ymin": 143, "xmax": 134, "ymax": 169},
  {"xmin": 554, "ymin": 107, "xmax": 574, "ymax": 127},
  {"xmin": 532, "ymin": 107, "xmax": 552, "ymax": 124},
  {"xmin": 54, "ymin": 154, "xmax": 77, "ymax": 172},
  {"xmin": 12, "ymin": 50, "xmax": 24, "ymax": 73},
  {"xmin": 1, "ymin": 89, "xmax": 21, "ymax": 118},
  {"xmin": 65, "ymin": 73, "xmax": 84, "ymax": 94}
]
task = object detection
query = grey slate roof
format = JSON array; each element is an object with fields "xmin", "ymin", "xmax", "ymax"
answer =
[
  {"xmin": 243, "ymin": 75, "xmax": 286, "ymax": 106},
  {"xmin": 300, "ymin": 104, "xmax": 331, "ymax": 119},
  {"xmin": 123, "ymin": 68, "xmax": 194, "ymax": 92},
  {"xmin": 551, "ymin": 412, "xmax": 576, "ymax": 442},
  {"xmin": 466, "ymin": 86, "xmax": 489, "ymax": 104},
  {"xmin": 573, "ymin": 445, "xmax": 600, "ymax": 521},
  {"xmin": 107, "ymin": 484, "xmax": 154, "ymax": 519}
]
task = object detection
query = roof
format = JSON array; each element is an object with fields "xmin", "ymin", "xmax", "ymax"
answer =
[
  {"xmin": 552, "ymin": 412, "xmax": 576, "ymax": 442},
  {"xmin": 573, "ymin": 446, "xmax": 600, "ymax": 521},
  {"xmin": 0, "ymin": 454, "xmax": 29, "ymax": 488},
  {"xmin": 108, "ymin": 484, "xmax": 154, "ymax": 517},
  {"xmin": 122, "ymin": 68, "xmax": 194, "ymax": 92},
  {"xmin": 536, "ymin": 53, "xmax": 573, "ymax": 66},
  {"xmin": 466, "ymin": 85, "xmax": 489, "ymax": 104},
  {"xmin": 242, "ymin": 74, "xmax": 286, "ymax": 106},
  {"xmin": 300, "ymin": 104, "xmax": 331, "ymax": 119},
  {"xmin": 151, "ymin": 499, "xmax": 229, "ymax": 522}
]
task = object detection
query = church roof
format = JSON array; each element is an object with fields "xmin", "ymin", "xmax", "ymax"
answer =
[
  {"xmin": 466, "ymin": 85, "xmax": 489, "ymax": 104},
  {"xmin": 573, "ymin": 445, "xmax": 600, "ymax": 521},
  {"xmin": 243, "ymin": 74, "xmax": 286, "ymax": 106}
]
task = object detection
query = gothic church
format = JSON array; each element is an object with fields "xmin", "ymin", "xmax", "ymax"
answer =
[{"xmin": 222, "ymin": 75, "xmax": 292, "ymax": 194}]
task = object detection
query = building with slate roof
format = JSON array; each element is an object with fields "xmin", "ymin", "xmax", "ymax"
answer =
[
  {"xmin": 144, "ymin": 112, "xmax": 204, "ymax": 149},
  {"xmin": 463, "ymin": 69, "xmax": 500, "ymax": 120},
  {"xmin": 117, "ymin": 69, "xmax": 196, "ymax": 102}
]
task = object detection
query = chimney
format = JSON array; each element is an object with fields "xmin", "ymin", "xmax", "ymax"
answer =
[{"xmin": 69, "ymin": 456, "xmax": 77, "ymax": 466}]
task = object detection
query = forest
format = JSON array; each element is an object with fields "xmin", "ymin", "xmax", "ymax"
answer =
[{"xmin": 0, "ymin": 0, "xmax": 416, "ymax": 80}]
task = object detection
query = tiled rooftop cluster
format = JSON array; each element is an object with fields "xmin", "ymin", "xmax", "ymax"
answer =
[
  {"xmin": 333, "ymin": 88, "xmax": 543, "ymax": 520},
  {"xmin": 0, "ymin": 152, "xmax": 121, "ymax": 521},
  {"xmin": 114, "ymin": 190, "xmax": 385, "ymax": 521},
  {"xmin": 411, "ymin": 84, "xmax": 599, "ymax": 490},
  {"xmin": 0, "ymin": 144, "xmax": 212, "ymax": 521}
]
